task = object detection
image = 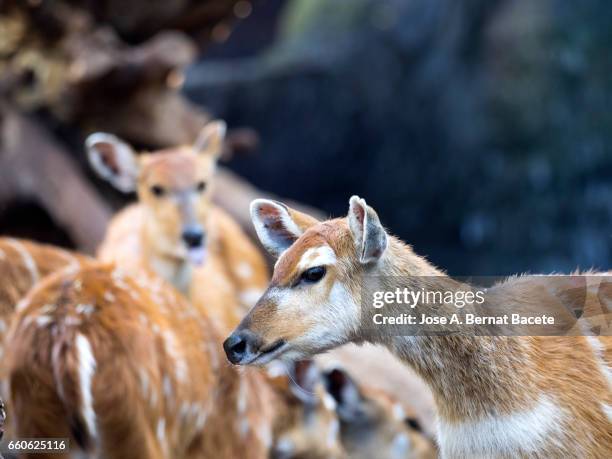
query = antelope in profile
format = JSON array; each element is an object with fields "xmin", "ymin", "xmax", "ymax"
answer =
[
  {"xmin": 224, "ymin": 196, "xmax": 612, "ymax": 458},
  {"xmin": 86, "ymin": 121, "xmax": 268, "ymax": 330},
  {"xmin": 4, "ymin": 259, "xmax": 278, "ymax": 459}
]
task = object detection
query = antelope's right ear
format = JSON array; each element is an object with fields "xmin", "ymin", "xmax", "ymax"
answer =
[
  {"xmin": 348, "ymin": 195, "xmax": 388, "ymax": 264},
  {"xmin": 85, "ymin": 133, "xmax": 139, "ymax": 193},
  {"xmin": 250, "ymin": 199, "xmax": 319, "ymax": 257}
]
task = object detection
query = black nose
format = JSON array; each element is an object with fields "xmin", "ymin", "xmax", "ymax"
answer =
[
  {"xmin": 182, "ymin": 228, "xmax": 204, "ymax": 248},
  {"xmin": 223, "ymin": 330, "xmax": 260, "ymax": 365}
]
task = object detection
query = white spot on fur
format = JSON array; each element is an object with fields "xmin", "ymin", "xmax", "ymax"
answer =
[
  {"xmin": 327, "ymin": 418, "xmax": 340, "ymax": 448},
  {"xmin": 266, "ymin": 361, "xmax": 286, "ymax": 378},
  {"xmin": 0, "ymin": 319, "xmax": 6, "ymax": 333},
  {"xmin": 39, "ymin": 303, "xmax": 56, "ymax": 314},
  {"xmin": 258, "ymin": 424, "xmax": 273, "ymax": 449},
  {"xmin": 195, "ymin": 408, "xmax": 208, "ymax": 430},
  {"xmin": 139, "ymin": 368, "xmax": 149, "ymax": 397},
  {"xmin": 392, "ymin": 403, "xmax": 405, "ymax": 421},
  {"xmin": 239, "ymin": 419, "xmax": 250, "ymax": 438},
  {"xmin": 275, "ymin": 438, "xmax": 294, "ymax": 456},
  {"xmin": 65, "ymin": 316, "xmax": 82, "ymax": 327},
  {"xmin": 36, "ymin": 315, "xmax": 53, "ymax": 327},
  {"xmin": 75, "ymin": 334, "xmax": 97, "ymax": 439},
  {"xmin": 236, "ymin": 262, "xmax": 253, "ymax": 279},
  {"xmin": 162, "ymin": 330, "xmax": 187, "ymax": 383},
  {"xmin": 157, "ymin": 418, "xmax": 166, "ymax": 443},
  {"xmin": 163, "ymin": 375, "xmax": 173, "ymax": 401},
  {"xmin": 392, "ymin": 433, "xmax": 411, "ymax": 457},
  {"xmin": 323, "ymin": 393, "xmax": 337, "ymax": 412},
  {"xmin": 103, "ymin": 291, "xmax": 116, "ymax": 303},
  {"xmin": 438, "ymin": 395, "xmax": 563, "ymax": 457},
  {"xmin": 76, "ymin": 303, "xmax": 95, "ymax": 316},
  {"xmin": 0, "ymin": 248, "xmax": 5, "ymax": 260},
  {"xmin": 602, "ymin": 403, "xmax": 612, "ymax": 422},
  {"xmin": 297, "ymin": 246, "xmax": 337, "ymax": 271},
  {"xmin": 586, "ymin": 336, "xmax": 612, "ymax": 388},
  {"xmin": 16, "ymin": 298, "xmax": 29, "ymax": 312},
  {"xmin": 237, "ymin": 378, "xmax": 247, "ymax": 415}
]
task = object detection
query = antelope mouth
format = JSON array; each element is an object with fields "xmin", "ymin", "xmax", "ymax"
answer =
[{"xmin": 250, "ymin": 339, "xmax": 287, "ymax": 365}]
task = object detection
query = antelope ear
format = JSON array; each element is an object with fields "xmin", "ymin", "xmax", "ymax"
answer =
[
  {"xmin": 85, "ymin": 133, "xmax": 139, "ymax": 193},
  {"xmin": 250, "ymin": 199, "xmax": 319, "ymax": 257},
  {"xmin": 323, "ymin": 368, "xmax": 363, "ymax": 421},
  {"xmin": 194, "ymin": 120, "xmax": 226, "ymax": 158},
  {"xmin": 348, "ymin": 195, "xmax": 388, "ymax": 264}
]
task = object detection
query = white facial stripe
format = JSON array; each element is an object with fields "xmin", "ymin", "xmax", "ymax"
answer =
[
  {"xmin": 438, "ymin": 395, "xmax": 563, "ymax": 457},
  {"xmin": 297, "ymin": 246, "xmax": 337, "ymax": 272}
]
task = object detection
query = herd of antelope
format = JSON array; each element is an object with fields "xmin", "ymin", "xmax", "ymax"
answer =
[{"xmin": 0, "ymin": 120, "xmax": 609, "ymax": 458}]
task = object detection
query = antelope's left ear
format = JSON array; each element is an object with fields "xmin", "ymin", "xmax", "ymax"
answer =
[
  {"xmin": 250, "ymin": 199, "xmax": 319, "ymax": 257},
  {"xmin": 348, "ymin": 196, "xmax": 388, "ymax": 264},
  {"xmin": 194, "ymin": 120, "xmax": 227, "ymax": 157},
  {"xmin": 323, "ymin": 368, "xmax": 363, "ymax": 421},
  {"xmin": 289, "ymin": 360, "xmax": 320, "ymax": 405}
]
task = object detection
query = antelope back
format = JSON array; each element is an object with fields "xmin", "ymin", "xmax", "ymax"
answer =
[{"xmin": 4, "ymin": 262, "xmax": 275, "ymax": 459}]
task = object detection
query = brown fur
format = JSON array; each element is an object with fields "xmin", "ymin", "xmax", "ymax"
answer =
[
  {"xmin": 0, "ymin": 238, "xmax": 89, "ymax": 356},
  {"xmin": 3, "ymin": 261, "xmax": 277, "ymax": 459}
]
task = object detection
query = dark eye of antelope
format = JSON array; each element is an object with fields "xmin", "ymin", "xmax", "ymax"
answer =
[
  {"xmin": 196, "ymin": 181, "xmax": 206, "ymax": 192},
  {"xmin": 300, "ymin": 266, "xmax": 326, "ymax": 284},
  {"xmin": 150, "ymin": 185, "xmax": 165, "ymax": 197}
]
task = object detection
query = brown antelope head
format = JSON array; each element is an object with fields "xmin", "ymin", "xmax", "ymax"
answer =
[
  {"xmin": 324, "ymin": 368, "xmax": 436, "ymax": 459},
  {"xmin": 269, "ymin": 360, "xmax": 345, "ymax": 459},
  {"xmin": 224, "ymin": 196, "xmax": 388, "ymax": 365},
  {"xmin": 86, "ymin": 120, "xmax": 226, "ymax": 266}
]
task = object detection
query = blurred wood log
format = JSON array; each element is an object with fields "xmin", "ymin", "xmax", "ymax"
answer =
[
  {"xmin": 0, "ymin": 0, "xmax": 251, "ymax": 148},
  {"xmin": 0, "ymin": 108, "xmax": 112, "ymax": 253},
  {"xmin": 0, "ymin": 0, "xmax": 316, "ymax": 251}
]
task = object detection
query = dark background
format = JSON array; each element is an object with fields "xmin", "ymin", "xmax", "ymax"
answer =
[
  {"xmin": 184, "ymin": 0, "xmax": 612, "ymax": 275},
  {"xmin": 2, "ymin": 0, "xmax": 612, "ymax": 276}
]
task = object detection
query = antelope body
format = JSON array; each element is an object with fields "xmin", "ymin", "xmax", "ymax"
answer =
[
  {"xmin": 0, "ymin": 238, "xmax": 88, "ymax": 356},
  {"xmin": 86, "ymin": 121, "xmax": 268, "ymax": 330},
  {"xmin": 224, "ymin": 196, "xmax": 612, "ymax": 458},
  {"xmin": 4, "ymin": 260, "xmax": 277, "ymax": 459}
]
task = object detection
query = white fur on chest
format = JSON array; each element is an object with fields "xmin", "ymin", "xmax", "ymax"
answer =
[{"xmin": 437, "ymin": 395, "xmax": 563, "ymax": 458}]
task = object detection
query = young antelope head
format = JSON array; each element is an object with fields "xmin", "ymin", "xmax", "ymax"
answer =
[
  {"xmin": 324, "ymin": 368, "xmax": 436, "ymax": 459},
  {"xmin": 270, "ymin": 360, "xmax": 345, "ymax": 459},
  {"xmin": 224, "ymin": 195, "xmax": 388, "ymax": 365},
  {"xmin": 86, "ymin": 120, "xmax": 226, "ymax": 265}
]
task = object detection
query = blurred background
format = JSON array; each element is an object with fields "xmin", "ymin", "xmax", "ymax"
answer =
[{"xmin": 1, "ymin": 0, "xmax": 611, "ymax": 275}]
